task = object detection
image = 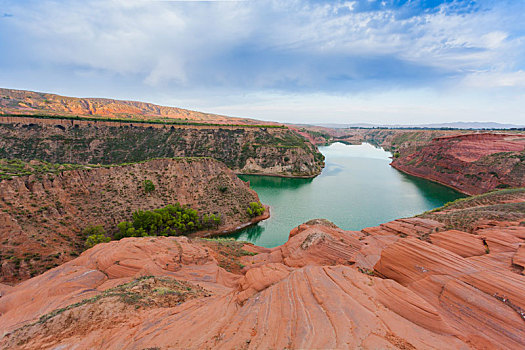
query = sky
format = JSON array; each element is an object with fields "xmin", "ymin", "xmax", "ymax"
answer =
[{"xmin": 0, "ymin": 0, "xmax": 524, "ymax": 125}]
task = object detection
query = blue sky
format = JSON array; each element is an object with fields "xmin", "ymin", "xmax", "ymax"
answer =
[{"xmin": 0, "ymin": 0, "xmax": 524, "ymax": 124}]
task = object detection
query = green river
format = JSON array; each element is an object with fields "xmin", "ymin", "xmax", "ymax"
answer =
[{"xmin": 229, "ymin": 142, "xmax": 465, "ymax": 248}]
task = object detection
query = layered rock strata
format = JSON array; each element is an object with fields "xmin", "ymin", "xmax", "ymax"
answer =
[
  {"xmin": 391, "ymin": 133, "xmax": 525, "ymax": 195},
  {"xmin": 0, "ymin": 158, "xmax": 266, "ymax": 283},
  {"xmin": 0, "ymin": 115, "xmax": 324, "ymax": 178}
]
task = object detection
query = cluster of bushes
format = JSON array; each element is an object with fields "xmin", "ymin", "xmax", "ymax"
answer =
[
  {"xmin": 0, "ymin": 158, "xmax": 89, "ymax": 180},
  {"xmin": 142, "ymin": 179, "xmax": 155, "ymax": 193},
  {"xmin": 115, "ymin": 203, "xmax": 221, "ymax": 239},
  {"xmin": 246, "ymin": 201, "xmax": 265, "ymax": 217},
  {"xmin": 83, "ymin": 204, "xmax": 223, "ymax": 248},
  {"xmin": 83, "ymin": 225, "xmax": 111, "ymax": 249}
]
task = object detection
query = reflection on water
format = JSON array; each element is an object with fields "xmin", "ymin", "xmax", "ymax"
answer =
[
  {"xmin": 229, "ymin": 223, "xmax": 265, "ymax": 241},
  {"xmin": 243, "ymin": 175, "xmax": 313, "ymax": 189},
  {"xmin": 229, "ymin": 142, "xmax": 465, "ymax": 248}
]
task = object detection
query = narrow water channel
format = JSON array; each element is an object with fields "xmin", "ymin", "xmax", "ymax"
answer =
[{"xmin": 229, "ymin": 142, "xmax": 465, "ymax": 248}]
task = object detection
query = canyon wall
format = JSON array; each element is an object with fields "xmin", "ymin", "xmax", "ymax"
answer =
[
  {"xmin": 0, "ymin": 116, "xmax": 324, "ymax": 178},
  {"xmin": 295, "ymin": 125, "xmax": 525, "ymax": 194},
  {"xmin": 1, "ymin": 188, "xmax": 524, "ymax": 349},
  {"xmin": 0, "ymin": 157, "xmax": 265, "ymax": 284},
  {"xmin": 391, "ymin": 133, "xmax": 525, "ymax": 195}
]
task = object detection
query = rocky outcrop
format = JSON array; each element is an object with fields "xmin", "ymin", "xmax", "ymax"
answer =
[
  {"xmin": 391, "ymin": 133, "xmax": 525, "ymax": 195},
  {"xmin": 0, "ymin": 115, "xmax": 324, "ymax": 178},
  {"xmin": 1, "ymin": 188, "xmax": 524, "ymax": 349},
  {"xmin": 0, "ymin": 158, "xmax": 266, "ymax": 284}
]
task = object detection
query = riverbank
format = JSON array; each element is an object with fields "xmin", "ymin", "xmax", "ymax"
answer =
[
  {"xmin": 194, "ymin": 205, "xmax": 271, "ymax": 238},
  {"xmin": 229, "ymin": 143, "xmax": 464, "ymax": 248}
]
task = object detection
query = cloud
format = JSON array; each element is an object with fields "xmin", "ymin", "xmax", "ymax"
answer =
[
  {"xmin": 462, "ymin": 70, "xmax": 525, "ymax": 88},
  {"xmin": 0, "ymin": 0, "xmax": 524, "ymax": 123},
  {"xmin": 2, "ymin": 0, "xmax": 522, "ymax": 89}
]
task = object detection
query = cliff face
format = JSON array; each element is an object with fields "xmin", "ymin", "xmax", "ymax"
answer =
[
  {"xmin": 392, "ymin": 133, "xmax": 525, "ymax": 195},
  {"xmin": 1, "ymin": 189, "xmax": 524, "ymax": 349},
  {"xmin": 0, "ymin": 158, "xmax": 265, "ymax": 284},
  {"xmin": 0, "ymin": 88, "xmax": 262, "ymax": 124},
  {"xmin": 0, "ymin": 116, "xmax": 324, "ymax": 178},
  {"xmin": 295, "ymin": 126, "xmax": 525, "ymax": 194}
]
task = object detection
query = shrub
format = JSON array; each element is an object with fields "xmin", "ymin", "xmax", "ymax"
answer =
[
  {"xmin": 143, "ymin": 179, "xmax": 155, "ymax": 193},
  {"xmin": 247, "ymin": 202, "xmax": 265, "ymax": 217},
  {"xmin": 85, "ymin": 233, "xmax": 111, "ymax": 249},
  {"xmin": 115, "ymin": 203, "xmax": 221, "ymax": 239},
  {"xmin": 393, "ymin": 152, "xmax": 400, "ymax": 158},
  {"xmin": 82, "ymin": 225, "xmax": 106, "ymax": 237}
]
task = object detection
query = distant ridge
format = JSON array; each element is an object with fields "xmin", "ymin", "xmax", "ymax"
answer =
[
  {"xmin": 0, "ymin": 87, "xmax": 269, "ymax": 125},
  {"xmin": 315, "ymin": 121, "xmax": 525, "ymax": 129}
]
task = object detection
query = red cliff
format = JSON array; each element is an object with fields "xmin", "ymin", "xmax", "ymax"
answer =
[{"xmin": 391, "ymin": 133, "xmax": 525, "ymax": 195}]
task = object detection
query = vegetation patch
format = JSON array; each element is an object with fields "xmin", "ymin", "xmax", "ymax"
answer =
[
  {"xmin": 115, "ymin": 203, "xmax": 221, "ymax": 240},
  {"xmin": 246, "ymin": 201, "xmax": 265, "ymax": 217},
  {"xmin": 195, "ymin": 237, "xmax": 257, "ymax": 273},
  {"xmin": 0, "ymin": 158, "xmax": 91, "ymax": 180},
  {"xmin": 2, "ymin": 113, "xmax": 286, "ymax": 128},
  {"xmin": 419, "ymin": 188, "xmax": 525, "ymax": 231},
  {"xmin": 23, "ymin": 276, "xmax": 209, "ymax": 329},
  {"xmin": 142, "ymin": 179, "xmax": 155, "ymax": 193},
  {"xmin": 83, "ymin": 225, "xmax": 111, "ymax": 249}
]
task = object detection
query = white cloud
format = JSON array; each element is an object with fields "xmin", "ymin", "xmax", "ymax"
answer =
[
  {"xmin": 6, "ymin": 0, "xmax": 523, "ymax": 85},
  {"xmin": 1, "ymin": 0, "xmax": 524, "ymax": 124},
  {"xmin": 462, "ymin": 70, "xmax": 525, "ymax": 88}
]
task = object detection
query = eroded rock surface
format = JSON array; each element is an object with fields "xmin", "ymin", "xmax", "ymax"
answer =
[
  {"xmin": 0, "ymin": 158, "xmax": 264, "ymax": 283},
  {"xmin": 392, "ymin": 133, "xmax": 525, "ymax": 195},
  {"xmin": 1, "ymin": 200, "xmax": 524, "ymax": 349}
]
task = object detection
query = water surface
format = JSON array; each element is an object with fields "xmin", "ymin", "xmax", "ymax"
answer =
[{"xmin": 229, "ymin": 142, "xmax": 464, "ymax": 247}]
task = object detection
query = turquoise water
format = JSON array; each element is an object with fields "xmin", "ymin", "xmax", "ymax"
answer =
[{"xmin": 229, "ymin": 142, "xmax": 465, "ymax": 248}]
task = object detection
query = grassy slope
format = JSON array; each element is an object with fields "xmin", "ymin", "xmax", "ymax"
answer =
[{"xmin": 419, "ymin": 188, "xmax": 525, "ymax": 231}]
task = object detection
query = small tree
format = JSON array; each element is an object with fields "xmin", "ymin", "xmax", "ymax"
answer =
[
  {"xmin": 247, "ymin": 202, "xmax": 265, "ymax": 217},
  {"xmin": 82, "ymin": 225, "xmax": 106, "ymax": 237},
  {"xmin": 85, "ymin": 233, "xmax": 111, "ymax": 249},
  {"xmin": 143, "ymin": 179, "xmax": 155, "ymax": 193}
]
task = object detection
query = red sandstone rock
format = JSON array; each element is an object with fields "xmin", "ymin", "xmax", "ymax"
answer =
[
  {"xmin": 513, "ymin": 244, "xmax": 525, "ymax": 268},
  {"xmin": 391, "ymin": 133, "xmax": 525, "ymax": 195},
  {"xmin": 430, "ymin": 230, "xmax": 486, "ymax": 257},
  {"xmin": 1, "ymin": 216, "xmax": 525, "ymax": 349}
]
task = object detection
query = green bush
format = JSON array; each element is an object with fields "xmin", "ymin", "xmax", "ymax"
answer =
[
  {"xmin": 85, "ymin": 233, "xmax": 111, "ymax": 249},
  {"xmin": 247, "ymin": 202, "xmax": 265, "ymax": 217},
  {"xmin": 82, "ymin": 225, "xmax": 106, "ymax": 237},
  {"xmin": 143, "ymin": 179, "xmax": 155, "ymax": 193},
  {"xmin": 115, "ymin": 203, "xmax": 221, "ymax": 239}
]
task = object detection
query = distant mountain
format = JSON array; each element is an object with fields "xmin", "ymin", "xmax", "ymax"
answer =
[
  {"xmin": 0, "ymin": 88, "xmax": 266, "ymax": 125},
  {"xmin": 316, "ymin": 122, "xmax": 525, "ymax": 129}
]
